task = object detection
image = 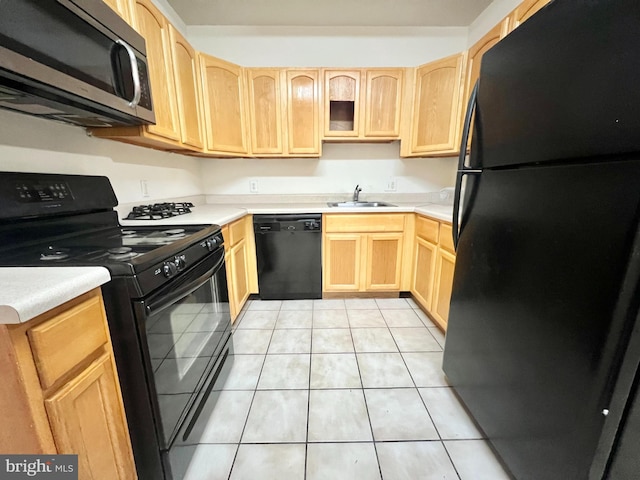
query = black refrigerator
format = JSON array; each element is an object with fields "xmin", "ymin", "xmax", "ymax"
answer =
[{"xmin": 442, "ymin": 1, "xmax": 640, "ymax": 479}]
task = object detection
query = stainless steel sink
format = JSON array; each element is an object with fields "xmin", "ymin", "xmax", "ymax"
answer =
[{"xmin": 327, "ymin": 201, "xmax": 397, "ymax": 207}]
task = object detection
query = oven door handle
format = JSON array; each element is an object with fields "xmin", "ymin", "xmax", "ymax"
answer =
[{"xmin": 144, "ymin": 252, "xmax": 225, "ymax": 316}]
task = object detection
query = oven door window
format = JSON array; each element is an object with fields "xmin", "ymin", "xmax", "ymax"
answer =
[{"xmin": 145, "ymin": 272, "xmax": 230, "ymax": 446}]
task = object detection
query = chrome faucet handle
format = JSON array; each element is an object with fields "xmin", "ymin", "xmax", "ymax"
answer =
[{"xmin": 353, "ymin": 184, "xmax": 362, "ymax": 202}]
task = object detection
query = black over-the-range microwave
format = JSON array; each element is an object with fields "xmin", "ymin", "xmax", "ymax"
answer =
[{"xmin": 0, "ymin": 0, "xmax": 156, "ymax": 127}]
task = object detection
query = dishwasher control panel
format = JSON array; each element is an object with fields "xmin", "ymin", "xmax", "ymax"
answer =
[{"xmin": 254, "ymin": 214, "xmax": 322, "ymax": 232}]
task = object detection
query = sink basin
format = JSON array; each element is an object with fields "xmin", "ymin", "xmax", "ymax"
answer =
[{"xmin": 327, "ymin": 201, "xmax": 397, "ymax": 207}]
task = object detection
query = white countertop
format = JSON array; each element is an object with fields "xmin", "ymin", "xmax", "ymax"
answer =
[
  {"xmin": 0, "ymin": 267, "xmax": 111, "ymax": 324},
  {"xmin": 120, "ymin": 202, "xmax": 453, "ymax": 227}
]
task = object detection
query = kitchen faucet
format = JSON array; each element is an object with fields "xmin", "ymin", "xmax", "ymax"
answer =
[{"xmin": 353, "ymin": 184, "xmax": 362, "ymax": 202}]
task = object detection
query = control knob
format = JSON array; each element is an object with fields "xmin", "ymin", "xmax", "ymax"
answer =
[
  {"xmin": 174, "ymin": 254, "xmax": 186, "ymax": 270},
  {"xmin": 162, "ymin": 260, "xmax": 178, "ymax": 278},
  {"xmin": 205, "ymin": 236, "xmax": 219, "ymax": 251}
]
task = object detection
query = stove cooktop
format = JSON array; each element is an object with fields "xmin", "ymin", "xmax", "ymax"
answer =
[
  {"xmin": 0, "ymin": 223, "xmax": 222, "ymax": 276},
  {"xmin": 125, "ymin": 202, "xmax": 194, "ymax": 220}
]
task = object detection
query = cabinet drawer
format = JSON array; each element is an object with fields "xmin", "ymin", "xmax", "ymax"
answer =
[
  {"xmin": 28, "ymin": 296, "xmax": 109, "ymax": 389},
  {"xmin": 228, "ymin": 217, "xmax": 246, "ymax": 246},
  {"xmin": 324, "ymin": 214, "xmax": 405, "ymax": 233},
  {"xmin": 439, "ymin": 223, "xmax": 455, "ymax": 254},
  {"xmin": 416, "ymin": 215, "xmax": 439, "ymax": 243}
]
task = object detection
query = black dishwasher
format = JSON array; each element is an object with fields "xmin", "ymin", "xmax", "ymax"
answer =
[{"xmin": 253, "ymin": 214, "xmax": 322, "ymax": 300}]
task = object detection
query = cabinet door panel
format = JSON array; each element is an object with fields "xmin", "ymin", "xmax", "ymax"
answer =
[
  {"xmin": 133, "ymin": 0, "xmax": 180, "ymax": 141},
  {"xmin": 364, "ymin": 69, "xmax": 403, "ymax": 137},
  {"xmin": 45, "ymin": 354, "xmax": 136, "ymax": 480},
  {"xmin": 432, "ymin": 249, "xmax": 456, "ymax": 329},
  {"xmin": 411, "ymin": 54, "xmax": 465, "ymax": 154},
  {"xmin": 286, "ymin": 70, "xmax": 321, "ymax": 155},
  {"xmin": 231, "ymin": 239, "xmax": 250, "ymax": 311},
  {"xmin": 510, "ymin": 0, "xmax": 551, "ymax": 30},
  {"xmin": 413, "ymin": 237, "xmax": 438, "ymax": 309},
  {"xmin": 169, "ymin": 25, "xmax": 204, "ymax": 149},
  {"xmin": 200, "ymin": 54, "xmax": 248, "ymax": 154},
  {"xmin": 247, "ymin": 69, "xmax": 283, "ymax": 155},
  {"xmin": 324, "ymin": 70, "xmax": 361, "ymax": 137},
  {"xmin": 324, "ymin": 234, "xmax": 362, "ymax": 291},
  {"xmin": 366, "ymin": 233, "xmax": 403, "ymax": 290},
  {"xmin": 103, "ymin": 0, "xmax": 133, "ymax": 22}
]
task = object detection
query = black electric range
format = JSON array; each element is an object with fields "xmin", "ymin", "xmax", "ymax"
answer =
[{"xmin": 0, "ymin": 172, "xmax": 233, "ymax": 480}]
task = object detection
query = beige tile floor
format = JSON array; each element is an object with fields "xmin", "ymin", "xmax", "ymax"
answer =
[{"xmin": 170, "ymin": 298, "xmax": 512, "ymax": 480}]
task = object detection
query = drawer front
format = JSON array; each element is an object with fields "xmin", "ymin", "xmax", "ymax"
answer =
[
  {"xmin": 324, "ymin": 214, "xmax": 405, "ymax": 233},
  {"xmin": 228, "ymin": 217, "xmax": 246, "ymax": 246},
  {"xmin": 415, "ymin": 215, "xmax": 439, "ymax": 243},
  {"xmin": 28, "ymin": 296, "xmax": 109, "ymax": 389},
  {"xmin": 439, "ymin": 223, "xmax": 455, "ymax": 254}
]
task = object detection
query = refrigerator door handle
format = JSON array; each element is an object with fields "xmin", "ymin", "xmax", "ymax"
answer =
[{"xmin": 453, "ymin": 80, "xmax": 482, "ymax": 251}]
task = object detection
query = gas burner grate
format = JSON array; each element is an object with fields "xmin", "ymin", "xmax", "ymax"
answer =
[{"xmin": 126, "ymin": 202, "xmax": 194, "ymax": 220}]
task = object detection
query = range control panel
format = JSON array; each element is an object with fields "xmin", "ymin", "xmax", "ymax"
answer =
[{"xmin": 14, "ymin": 180, "xmax": 73, "ymax": 203}]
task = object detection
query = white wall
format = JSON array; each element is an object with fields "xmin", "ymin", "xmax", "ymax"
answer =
[
  {"xmin": 188, "ymin": 26, "xmax": 468, "ymax": 67},
  {"xmin": 468, "ymin": 0, "xmax": 521, "ymax": 45},
  {"xmin": 0, "ymin": 110, "xmax": 202, "ymax": 204},
  {"xmin": 200, "ymin": 143, "xmax": 456, "ymax": 196}
]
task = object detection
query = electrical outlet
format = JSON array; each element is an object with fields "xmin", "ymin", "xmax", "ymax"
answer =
[
  {"xmin": 385, "ymin": 178, "xmax": 397, "ymax": 192},
  {"xmin": 249, "ymin": 180, "xmax": 259, "ymax": 193},
  {"xmin": 140, "ymin": 179, "xmax": 150, "ymax": 197}
]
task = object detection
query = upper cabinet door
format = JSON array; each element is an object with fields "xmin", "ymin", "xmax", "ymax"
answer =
[
  {"xmin": 199, "ymin": 54, "xmax": 249, "ymax": 155},
  {"xmin": 410, "ymin": 53, "xmax": 466, "ymax": 155},
  {"xmin": 103, "ymin": 0, "xmax": 133, "ymax": 23},
  {"xmin": 246, "ymin": 69, "xmax": 284, "ymax": 155},
  {"xmin": 132, "ymin": 0, "xmax": 181, "ymax": 142},
  {"xmin": 169, "ymin": 25, "xmax": 204, "ymax": 149},
  {"xmin": 509, "ymin": 0, "xmax": 552, "ymax": 31},
  {"xmin": 324, "ymin": 70, "xmax": 361, "ymax": 138},
  {"xmin": 364, "ymin": 69, "xmax": 403, "ymax": 138},
  {"xmin": 284, "ymin": 69, "xmax": 321, "ymax": 156}
]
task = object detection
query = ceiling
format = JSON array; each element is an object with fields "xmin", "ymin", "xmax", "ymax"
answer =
[{"xmin": 166, "ymin": 0, "xmax": 494, "ymax": 27}]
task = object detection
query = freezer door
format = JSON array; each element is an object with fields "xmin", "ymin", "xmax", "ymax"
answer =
[
  {"xmin": 443, "ymin": 159, "xmax": 640, "ymax": 480},
  {"xmin": 471, "ymin": 0, "xmax": 640, "ymax": 169}
]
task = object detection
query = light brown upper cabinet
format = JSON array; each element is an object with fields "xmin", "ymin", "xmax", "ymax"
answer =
[
  {"xmin": 199, "ymin": 54, "xmax": 249, "ymax": 156},
  {"xmin": 508, "ymin": 0, "xmax": 552, "ymax": 31},
  {"xmin": 364, "ymin": 69, "xmax": 403, "ymax": 138},
  {"xmin": 91, "ymin": 0, "xmax": 188, "ymax": 150},
  {"xmin": 103, "ymin": 0, "xmax": 134, "ymax": 23},
  {"xmin": 245, "ymin": 69, "xmax": 285, "ymax": 155},
  {"xmin": 324, "ymin": 70, "xmax": 362, "ymax": 138},
  {"xmin": 169, "ymin": 25, "xmax": 205, "ymax": 149},
  {"xmin": 461, "ymin": 18, "xmax": 509, "ymax": 150},
  {"xmin": 284, "ymin": 69, "xmax": 322, "ymax": 156},
  {"xmin": 401, "ymin": 53, "xmax": 467, "ymax": 157},
  {"xmin": 323, "ymin": 69, "xmax": 403, "ymax": 140}
]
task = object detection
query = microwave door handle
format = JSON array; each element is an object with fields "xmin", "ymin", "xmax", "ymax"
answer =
[
  {"xmin": 453, "ymin": 80, "xmax": 481, "ymax": 251},
  {"xmin": 116, "ymin": 39, "xmax": 141, "ymax": 107}
]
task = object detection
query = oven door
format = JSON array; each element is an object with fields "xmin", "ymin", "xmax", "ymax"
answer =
[{"xmin": 134, "ymin": 248, "xmax": 232, "ymax": 452}]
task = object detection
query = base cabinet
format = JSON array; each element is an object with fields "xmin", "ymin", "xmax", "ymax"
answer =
[
  {"xmin": 0, "ymin": 289, "xmax": 137, "ymax": 480},
  {"xmin": 222, "ymin": 216, "xmax": 258, "ymax": 321},
  {"xmin": 323, "ymin": 214, "xmax": 405, "ymax": 293},
  {"xmin": 411, "ymin": 215, "xmax": 456, "ymax": 330}
]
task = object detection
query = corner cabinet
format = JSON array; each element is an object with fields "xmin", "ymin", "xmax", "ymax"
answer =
[
  {"xmin": 199, "ymin": 54, "xmax": 249, "ymax": 156},
  {"xmin": 0, "ymin": 289, "xmax": 137, "ymax": 480},
  {"xmin": 323, "ymin": 214, "xmax": 406, "ymax": 293},
  {"xmin": 411, "ymin": 215, "xmax": 457, "ymax": 330},
  {"xmin": 401, "ymin": 53, "xmax": 466, "ymax": 157}
]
